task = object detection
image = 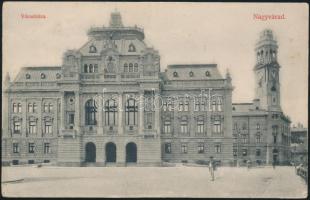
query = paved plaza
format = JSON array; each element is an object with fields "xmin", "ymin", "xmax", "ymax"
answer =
[{"xmin": 1, "ymin": 165, "xmax": 307, "ymax": 198}]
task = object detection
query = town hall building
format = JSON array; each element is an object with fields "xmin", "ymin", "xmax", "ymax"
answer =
[{"xmin": 1, "ymin": 12, "xmax": 290, "ymax": 166}]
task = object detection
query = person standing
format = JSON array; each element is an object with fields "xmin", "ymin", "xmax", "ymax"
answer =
[{"xmin": 209, "ymin": 156, "xmax": 215, "ymax": 181}]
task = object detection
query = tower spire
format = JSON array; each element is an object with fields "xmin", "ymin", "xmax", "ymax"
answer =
[{"xmin": 109, "ymin": 10, "xmax": 123, "ymax": 27}]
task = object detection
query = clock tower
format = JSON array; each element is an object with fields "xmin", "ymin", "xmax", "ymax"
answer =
[{"xmin": 254, "ymin": 29, "xmax": 281, "ymax": 112}]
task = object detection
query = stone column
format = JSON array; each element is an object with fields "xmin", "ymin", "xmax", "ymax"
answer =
[
  {"xmin": 154, "ymin": 89, "xmax": 160, "ymax": 136},
  {"xmin": 74, "ymin": 91, "xmax": 80, "ymax": 133},
  {"xmin": 97, "ymin": 93, "xmax": 103, "ymax": 135},
  {"xmin": 60, "ymin": 91, "xmax": 65, "ymax": 131},
  {"xmin": 139, "ymin": 90, "xmax": 144, "ymax": 135},
  {"xmin": 118, "ymin": 92, "xmax": 123, "ymax": 135}
]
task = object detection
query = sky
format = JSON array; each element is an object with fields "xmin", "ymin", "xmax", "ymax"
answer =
[{"xmin": 3, "ymin": 2, "xmax": 308, "ymax": 126}]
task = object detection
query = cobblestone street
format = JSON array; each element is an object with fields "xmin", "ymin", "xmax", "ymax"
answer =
[{"xmin": 1, "ymin": 165, "xmax": 307, "ymax": 198}]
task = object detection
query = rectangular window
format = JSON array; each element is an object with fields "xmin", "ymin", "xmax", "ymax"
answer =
[
  {"xmin": 213, "ymin": 120, "xmax": 221, "ymax": 133},
  {"xmin": 179, "ymin": 102, "xmax": 184, "ymax": 111},
  {"xmin": 242, "ymin": 135, "xmax": 248, "ymax": 144},
  {"xmin": 69, "ymin": 114, "xmax": 75, "ymax": 124},
  {"xmin": 217, "ymin": 99, "xmax": 222, "ymax": 111},
  {"xmin": 13, "ymin": 143, "xmax": 19, "ymax": 153},
  {"xmin": 242, "ymin": 149, "xmax": 247, "ymax": 156},
  {"xmin": 256, "ymin": 134, "xmax": 261, "ymax": 143},
  {"xmin": 13, "ymin": 121, "xmax": 21, "ymax": 133},
  {"xmin": 28, "ymin": 143, "xmax": 35, "ymax": 153},
  {"xmin": 212, "ymin": 101, "xmax": 216, "ymax": 111},
  {"xmin": 234, "ymin": 123, "xmax": 238, "ymax": 130},
  {"xmin": 215, "ymin": 144, "xmax": 221, "ymax": 153},
  {"xmin": 33, "ymin": 104, "xmax": 37, "ymax": 113},
  {"xmin": 44, "ymin": 121, "xmax": 52, "ymax": 134},
  {"xmin": 146, "ymin": 113, "xmax": 152, "ymax": 125},
  {"xmin": 233, "ymin": 149, "xmax": 237, "ymax": 156},
  {"xmin": 29, "ymin": 121, "xmax": 37, "ymax": 134},
  {"xmin": 44, "ymin": 143, "xmax": 51, "ymax": 154},
  {"xmin": 28, "ymin": 103, "xmax": 33, "ymax": 113},
  {"xmin": 180, "ymin": 121, "xmax": 188, "ymax": 133},
  {"xmin": 18, "ymin": 104, "xmax": 22, "ymax": 113},
  {"xmin": 184, "ymin": 102, "xmax": 189, "ymax": 111},
  {"xmin": 181, "ymin": 143, "xmax": 188, "ymax": 154},
  {"xmin": 44, "ymin": 104, "xmax": 49, "ymax": 113},
  {"xmin": 163, "ymin": 121, "xmax": 171, "ymax": 134},
  {"xmin": 256, "ymin": 123, "xmax": 260, "ymax": 130},
  {"xmin": 13, "ymin": 103, "xmax": 18, "ymax": 113},
  {"xmin": 165, "ymin": 143, "xmax": 171, "ymax": 154},
  {"xmin": 194, "ymin": 100, "xmax": 200, "ymax": 111},
  {"xmin": 197, "ymin": 120, "xmax": 204, "ymax": 133},
  {"xmin": 198, "ymin": 143, "xmax": 204, "ymax": 154},
  {"xmin": 256, "ymin": 149, "xmax": 261, "ymax": 157}
]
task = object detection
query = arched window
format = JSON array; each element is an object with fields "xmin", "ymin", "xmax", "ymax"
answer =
[
  {"xmin": 17, "ymin": 103, "xmax": 22, "ymax": 113},
  {"xmin": 85, "ymin": 99, "xmax": 97, "ymax": 125},
  {"xmin": 134, "ymin": 63, "xmax": 138, "ymax": 72},
  {"xmin": 13, "ymin": 103, "xmax": 18, "ymax": 113},
  {"xmin": 128, "ymin": 44, "xmax": 136, "ymax": 52},
  {"xmin": 84, "ymin": 64, "xmax": 88, "ymax": 73},
  {"xmin": 105, "ymin": 99, "xmax": 117, "ymax": 126},
  {"xmin": 124, "ymin": 63, "xmax": 128, "ymax": 72},
  {"xmin": 129, "ymin": 63, "xmax": 133, "ymax": 72},
  {"xmin": 89, "ymin": 64, "xmax": 93, "ymax": 73},
  {"xmin": 94, "ymin": 64, "xmax": 98, "ymax": 73},
  {"xmin": 217, "ymin": 98, "xmax": 222, "ymax": 111},
  {"xmin": 125, "ymin": 98, "xmax": 138, "ymax": 125},
  {"xmin": 89, "ymin": 45, "xmax": 97, "ymax": 53}
]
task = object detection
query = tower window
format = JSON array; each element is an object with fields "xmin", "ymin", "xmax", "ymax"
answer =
[
  {"xmin": 56, "ymin": 73, "xmax": 61, "ymax": 79},
  {"xmin": 89, "ymin": 45, "xmax": 97, "ymax": 53},
  {"xmin": 189, "ymin": 71, "xmax": 194, "ymax": 77},
  {"xmin": 124, "ymin": 63, "xmax": 128, "ymax": 72},
  {"xmin": 129, "ymin": 63, "xmax": 133, "ymax": 72},
  {"xmin": 26, "ymin": 74, "xmax": 31, "ymax": 79},
  {"xmin": 41, "ymin": 73, "xmax": 46, "ymax": 79},
  {"xmin": 173, "ymin": 72, "xmax": 178, "ymax": 77},
  {"xmin": 205, "ymin": 71, "xmax": 210, "ymax": 77},
  {"xmin": 128, "ymin": 44, "xmax": 136, "ymax": 52}
]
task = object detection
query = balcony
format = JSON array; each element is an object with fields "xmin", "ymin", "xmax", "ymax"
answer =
[{"xmin": 60, "ymin": 129, "xmax": 77, "ymax": 138}]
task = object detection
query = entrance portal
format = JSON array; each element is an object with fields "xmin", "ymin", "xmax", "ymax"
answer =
[
  {"xmin": 126, "ymin": 142, "xmax": 137, "ymax": 163},
  {"xmin": 105, "ymin": 142, "xmax": 117, "ymax": 163},
  {"xmin": 85, "ymin": 142, "xmax": 96, "ymax": 162}
]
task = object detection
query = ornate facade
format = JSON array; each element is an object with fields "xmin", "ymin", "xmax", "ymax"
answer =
[
  {"xmin": 2, "ymin": 12, "xmax": 291, "ymax": 167},
  {"xmin": 2, "ymin": 12, "xmax": 234, "ymax": 166}
]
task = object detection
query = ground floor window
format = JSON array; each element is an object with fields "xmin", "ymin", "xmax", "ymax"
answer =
[
  {"xmin": 12, "ymin": 160, "xmax": 19, "ymax": 165},
  {"xmin": 198, "ymin": 143, "xmax": 204, "ymax": 153},
  {"xmin": 215, "ymin": 144, "xmax": 221, "ymax": 153},
  {"xmin": 256, "ymin": 149, "xmax": 261, "ymax": 157},
  {"xmin": 28, "ymin": 143, "xmax": 35, "ymax": 153},
  {"xmin": 44, "ymin": 143, "xmax": 51, "ymax": 154},
  {"xmin": 181, "ymin": 143, "xmax": 188, "ymax": 154},
  {"xmin": 165, "ymin": 143, "xmax": 171, "ymax": 154},
  {"xmin": 242, "ymin": 149, "xmax": 247, "ymax": 156},
  {"xmin": 13, "ymin": 143, "xmax": 19, "ymax": 153},
  {"xmin": 28, "ymin": 160, "xmax": 35, "ymax": 164}
]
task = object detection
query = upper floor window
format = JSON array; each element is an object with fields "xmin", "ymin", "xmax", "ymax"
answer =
[
  {"xmin": 13, "ymin": 103, "xmax": 22, "ymax": 113},
  {"xmin": 13, "ymin": 120, "xmax": 21, "ymax": 133},
  {"xmin": 43, "ymin": 103, "xmax": 53, "ymax": 113},
  {"xmin": 56, "ymin": 73, "xmax": 61, "ymax": 79},
  {"xmin": 184, "ymin": 101, "xmax": 189, "ymax": 112},
  {"xmin": 197, "ymin": 120, "xmax": 204, "ymax": 133},
  {"xmin": 217, "ymin": 98, "xmax": 223, "ymax": 111},
  {"xmin": 89, "ymin": 45, "xmax": 97, "ymax": 53},
  {"xmin": 85, "ymin": 99, "xmax": 97, "ymax": 125},
  {"xmin": 180, "ymin": 120, "xmax": 188, "ymax": 133},
  {"xmin": 256, "ymin": 149, "xmax": 261, "ymax": 157},
  {"xmin": 205, "ymin": 71, "xmax": 211, "ymax": 77},
  {"xmin": 94, "ymin": 64, "xmax": 98, "ymax": 73},
  {"xmin": 129, "ymin": 63, "xmax": 133, "ymax": 72},
  {"xmin": 26, "ymin": 74, "xmax": 31, "ymax": 79},
  {"xmin": 134, "ymin": 63, "xmax": 139, "ymax": 72},
  {"xmin": 212, "ymin": 101, "xmax": 216, "ymax": 111},
  {"xmin": 89, "ymin": 64, "xmax": 94, "ymax": 73},
  {"xmin": 28, "ymin": 103, "xmax": 37, "ymax": 113},
  {"xmin": 173, "ymin": 71, "xmax": 178, "ymax": 77},
  {"xmin": 163, "ymin": 120, "xmax": 171, "ymax": 134},
  {"xmin": 44, "ymin": 121, "xmax": 52, "ymax": 134},
  {"xmin": 41, "ymin": 73, "xmax": 46, "ymax": 79},
  {"xmin": 242, "ymin": 135, "xmax": 248, "ymax": 143},
  {"xmin": 105, "ymin": 99, "xmax": 117, "ymax": 126},
  {"xmin": 234, "ymin": 123, "xmax": 238, "ymax": 130},
  {"xmin": 256, "ymin": 123, "xmax": 260, "ymax": 130},
  {"xmin": 178, "ymin": 101, "xmax": 184, "ymax": 111},
  {"xmin": 124, "ymin": 63, "xmax": 128, "ymax": 72},
  {"xmin": 213, "ymin": 120, "xmax": 221, "ymax": 133},
  {"xmin": 125, "ymin": 99, "xmax": 138, "ymax": 126},
  {"xmin": 84, "ymin": 64, "xmax": 88, "ymax": 73},
  {"xmin": 128, "ymin": 44, "xmax": 136, "ymax": 52},
  {"xmin": 28, "ymin": 120, "xmax": 37, "ymax": 134},
  {"xmin": 256, "ymin": 134, "xmax": 261, "ymax": 143},
  {"xmin": 242, "ymin": 123, "xmax": 247, "ymax": 130}
]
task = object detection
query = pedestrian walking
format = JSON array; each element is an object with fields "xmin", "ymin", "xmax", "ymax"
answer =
[
  {"xmin": 209, "ymin": 156, "xmax": 215, "ymax": 181},
  {"xmin": 247, "ymin": 159, "xmax": 251, "ymax": 170},
  {"xmin": 272, "ymin": 160, "xmax": 276, "ymax": 169}
]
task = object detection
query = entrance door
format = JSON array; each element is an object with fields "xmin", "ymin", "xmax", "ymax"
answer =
[
  {"xmin": 106, "ymin": 142, "xmax": 117, "ymax": 163},
  {"xmin": 85, "ymin": 142, "xmax": 96, "ymax": 162},
  {"xmin": 126, "ymin": 142, "xmax": 137, "ymax": 163}
]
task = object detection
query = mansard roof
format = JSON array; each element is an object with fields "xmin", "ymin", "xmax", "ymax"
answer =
[{"xmin": 14, "ymin": 66, "xmax": 61, "ymax": 82}]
